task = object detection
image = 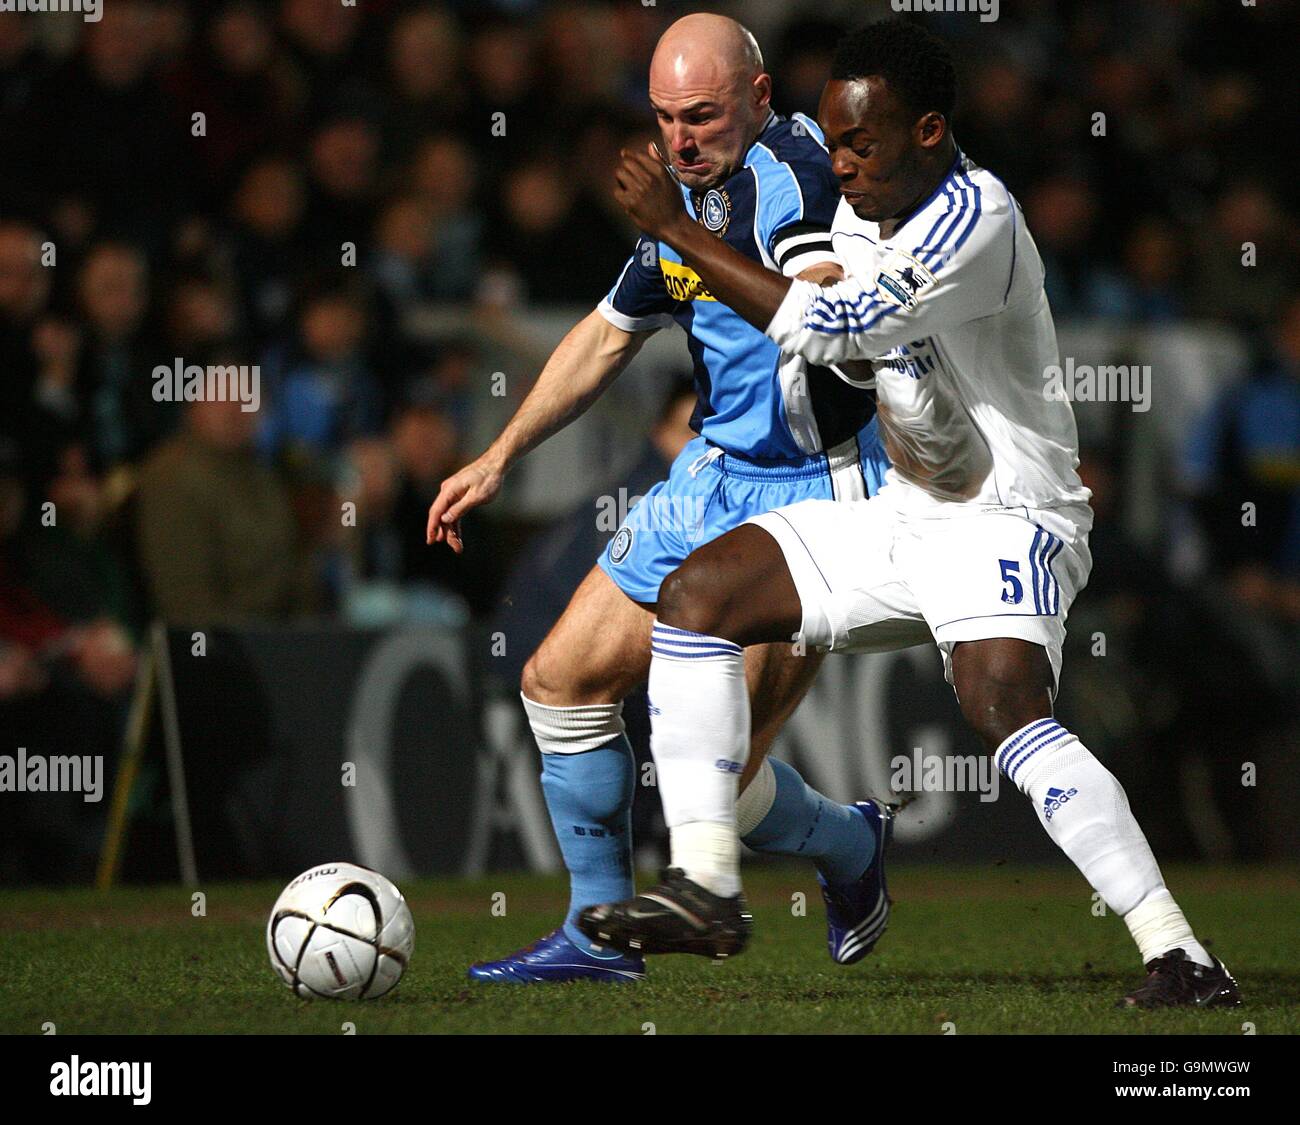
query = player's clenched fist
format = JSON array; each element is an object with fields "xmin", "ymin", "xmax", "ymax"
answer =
[
  {"xmin": 425, "ymin": 458, "xmax": 503, "ymax": 554},
  {"xmin": 614, "ymin": 144, "xmax": 687, "ymax": 241}
]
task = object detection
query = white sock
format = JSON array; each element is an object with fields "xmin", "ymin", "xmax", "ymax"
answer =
[
  {"xmin": 648, "ymin": 623, "xmax": 749, "ymax": 897},
  {"xmin": 736, "ymin": 758, "xmax": 777, "ymax": 837},
  {"xmin": 997, "ymin": 718, "xmax": 1213, "ymax": 968}
]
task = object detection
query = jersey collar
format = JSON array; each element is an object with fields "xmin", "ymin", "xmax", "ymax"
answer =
[
  {"xmin": 745, "ymin": 110, "xmax": 780, "ymax": 162},
  {"xmin": 890, "ymin": 146, "xmax": 965, "ymax": 235}
]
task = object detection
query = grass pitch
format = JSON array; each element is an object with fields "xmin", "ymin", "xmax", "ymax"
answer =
[{"xmin": 2, "ymin": 865, "xmax": 1295, "ymax": 1035}]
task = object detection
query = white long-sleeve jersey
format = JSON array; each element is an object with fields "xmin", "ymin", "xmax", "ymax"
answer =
[{"xmin": 766, "ymin": 151, "xmax": 1091, "ymax": 513}]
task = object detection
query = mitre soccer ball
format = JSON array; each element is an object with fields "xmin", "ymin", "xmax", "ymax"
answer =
[{"xmin": 267, "ymin": 862, "xmax": 415, "ymax": 1000}]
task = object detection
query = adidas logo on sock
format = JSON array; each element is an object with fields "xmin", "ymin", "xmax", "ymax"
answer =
[{"xmin": 1042, "ymin": 786, "xmax": 1078, "ymax": 821}]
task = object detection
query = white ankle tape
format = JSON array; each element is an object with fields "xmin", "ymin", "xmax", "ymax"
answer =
[
  {"xmin": 672, "ymin": 820, "xmax": 741, "ymax": 898},
  {"xmin": 736, "ymin": 759, "xmax": 777, "ymax": 837},
  {"xmin": 521, "ymin": 693, "xmax": 625, "ymax": 755},
  {"xmin": 1124, "ymin": 887, "xmax": 1199, "ymax": 965}
]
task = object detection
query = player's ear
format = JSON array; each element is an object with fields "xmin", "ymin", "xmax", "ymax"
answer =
[
  {"xmin": 752, "ymin": 72, "xmax": 772, "ymax": 113},
  {"xmin": 917, "ymin": 111, "xmax": 946, "ymax": 150}
]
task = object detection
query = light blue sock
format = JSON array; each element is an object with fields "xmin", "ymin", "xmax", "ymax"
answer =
[
  {"xmin": 742, "ymin": 758, "xmax": 875, "ymax": 884},
  {"xmin": 540, "ymin": 738, "xmax": 635, "ymax": 955}
]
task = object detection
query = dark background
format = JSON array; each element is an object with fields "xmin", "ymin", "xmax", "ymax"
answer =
[{"xmin": 0, "ymin": 0, "xmax": 1295, "ymax": 883}]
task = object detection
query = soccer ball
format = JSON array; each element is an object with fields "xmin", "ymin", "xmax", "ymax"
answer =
[{"xmin": 266, "ymin": 862, "xmax": 415, "ymax": 1000}]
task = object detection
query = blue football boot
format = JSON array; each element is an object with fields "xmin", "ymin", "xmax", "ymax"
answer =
[
  {"xmin": 467, "ymin": 928, "xmax": 646, "ymax": 984},
  {"xmin": 818, "ymin": 799, "xmax": 894, "ymax": 964}
]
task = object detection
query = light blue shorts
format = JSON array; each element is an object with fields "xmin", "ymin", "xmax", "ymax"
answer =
[{"xmin": 598, "ymin": 424, "xmax": 890, "ymax": 605}]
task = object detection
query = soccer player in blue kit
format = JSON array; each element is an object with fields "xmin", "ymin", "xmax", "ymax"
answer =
[{"xmin": 428, "ymin": 14, "xmax": 894, "ymax": 983}]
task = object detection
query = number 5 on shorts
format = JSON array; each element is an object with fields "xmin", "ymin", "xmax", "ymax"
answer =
[{"xmin": 998, "ymin": 558, "xmax": 1023, "ymax": 605}]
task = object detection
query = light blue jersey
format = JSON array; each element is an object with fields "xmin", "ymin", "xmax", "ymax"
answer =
[{"xmin": 595, "ymin": 111, "xmax": 890, "ymax": 603}]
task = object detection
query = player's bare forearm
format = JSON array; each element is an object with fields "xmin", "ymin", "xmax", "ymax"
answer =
[
  {"xmin": 484, "ymin": 309, "xmax": 651, "ymax": 475},
  {"xmin": 427, "ymin": 310, "xmax": 651, "ymax": 550},
  {"xmin": 658, "ymin": 213, "xmax": 792, "ymax": 331}
]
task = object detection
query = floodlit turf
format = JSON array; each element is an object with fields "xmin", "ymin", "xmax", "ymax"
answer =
[{"xmin": 1, "ymin": 865, "xmax": 1296, "ymax": 1035}]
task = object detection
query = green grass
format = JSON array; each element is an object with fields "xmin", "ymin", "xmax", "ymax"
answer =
[{"xmin": 1, "ymin": 865, "xmax": 1296, "ymax": 1034}]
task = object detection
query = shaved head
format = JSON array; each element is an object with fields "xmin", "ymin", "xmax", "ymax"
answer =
[
  {"xmin": 648, "ymin": 14, "xmax": 771, "ymax": 190},
  {"xmin": 650, "ymin": 13, "xmax": 763, "ymax": 91}
]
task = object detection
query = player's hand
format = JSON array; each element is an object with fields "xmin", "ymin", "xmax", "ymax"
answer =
[
  {"xmin": 425, "ymin": 458, "xmax": 504, "ymax": 554},
  {"xmin": 614, "ymin": 144, "xmax": 686, "ymax": 241},
  {"xmin": 796, "ymin": 262, "xmax": 845, "ymax": 287}
]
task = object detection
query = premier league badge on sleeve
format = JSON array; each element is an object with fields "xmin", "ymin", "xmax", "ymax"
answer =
[
  {"xmin": 698, "ymin": 189, "xmax": 731, "ymax": 236},
  {"xmin": 876, "ymin": 248, "xmax": 935, "ymax": 310}
]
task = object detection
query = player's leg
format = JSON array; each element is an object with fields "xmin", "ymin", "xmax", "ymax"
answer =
[
  {"xmin": 521, "ymin": 563, "xmax": 651, "ymax": 932},
  {"xmin": 469, "ymin": 565, "xmax": 651, "ymax": 983},
  {"xmin": 739, "ymin": 643, "xmax": 891, "ymax": 962},
  {"xmin": 949, "ymin": 634, "xmax": 1240, "ymax": 1008},
  {"xmin": 580, "ymin": 524, "xmax": 795, "ymax": 956},
  {"xmin": 580, "ymin": 496, "xmax": 926, "ymax": 958}
]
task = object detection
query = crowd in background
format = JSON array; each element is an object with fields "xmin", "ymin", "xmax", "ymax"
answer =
[{"xmin": 0, "ymin": 0, "xmax": 1296, "ymax": 879}]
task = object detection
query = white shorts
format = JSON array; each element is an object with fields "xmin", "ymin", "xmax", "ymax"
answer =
[{"xmin": 748, "ymin": 490, "xmax": 1093, "ymax": 690}]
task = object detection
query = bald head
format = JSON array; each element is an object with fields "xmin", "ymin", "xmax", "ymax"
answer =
[
  {"xmin": 648, "ymin": 15, "xmax": 771, "ymax": 190},
  {"xmin": 651, "ymin": 14, "xmax": 763, "ymax": 90}
]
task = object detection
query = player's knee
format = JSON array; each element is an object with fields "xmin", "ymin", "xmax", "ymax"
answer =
[
  {"xmin": 955, "ymin": 641, "xmax": 1055, "ymax": 750},
  {"xmin": 521, "ymin": 646, "xmax": 572, "ymax": 705},
  {"xmin": 657, "ymin": 559, "xmax": 737, "ymax": 639},
  {"xmin": 522, "ymin": 641, "xmax": 622, "ymax": 705},
  {"xmin": 959, "ymin": 678, "xmax": 1047, "ymax": 751}
]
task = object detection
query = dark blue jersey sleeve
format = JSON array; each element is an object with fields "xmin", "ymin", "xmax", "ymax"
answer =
[{"xmin": 597, "ymin": 236, "xmax": 676, "ymax": 331}]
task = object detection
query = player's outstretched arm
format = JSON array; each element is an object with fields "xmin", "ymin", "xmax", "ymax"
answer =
[{"xmin": 426, "ymin": 309, "xmax": 654, "ymax": 553}]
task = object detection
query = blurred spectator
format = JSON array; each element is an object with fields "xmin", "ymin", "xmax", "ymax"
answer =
[
  {"xmin": 405, "ymin": 134, "xmax": 482, "ymax": 301},
  {"xmin": 1025, "ymin": 175, "xmax": 1128, "ymax": 319},
  {"xmin": 0, "ymin": 16, "xmax": 54, "ymax": 223},
  {"xmin": 303, "ymin": 111, "xmax": 383, "ymax": 253},
  {"xmin": 486, "ymin": 150, "xmax": 626, "ymax": 304},
  {"xmin": 258, "ymin": 282, "xmax": 387, "ymax": 478},
  {"xmin": 41, "ymin": 0, "xmax": 189, "ymax": 253},
  {"xmin": 163, "ymin": 272, "xmax": 242, "ymax": 357},
  {"xmin": 345, "ymin": 402, "xmax": 505, "ymax": 624},
  {"xmin": 1190, "ymin": 183, "xmax": 1295, "ymax": 325},
  {"xmin": 464, "ymin": 13, "xmax": 547, "ymax": 192},
  {"xmin": 74, "ymin": 242, "xmax": 175, "ymax": 471},
  {"xmin": 278, "ymin": 0, "xmax": 367, "ymax": 122},
  {"xmin": 163, "ymin": 1, "xmax": 297, "ymax": 209},
  {"xmin": 403, "ymin": 338, "xmax": 478, "ymax": 435},
  {"xmin": 0, "ymin": 447, "xmax": 136, "ymax": 699},
  {"xmin": 0, "ymin": 222, "xmax": 54, "ymax": 482},
  {"xmin": 371, "ymin": 193, "xmax": 439, "ymax": 310},
  {"xmin": 0, "ymin": 444, "xmax": 136, "ymax": 885},
  {"xmin": 1114, "ymin": 217, "xmax": 1187, "ymax": 324},
  {"xmin": 135, "ymin": 394, "xmax": 311, "ymax": 625},
  {"xmin": 383, "ymin": 5, "xmax": 468, "ymax": 160},
  {"xmin": 1183, "ymin": 295, "xmax": 1300, "ymax": 622},
  {"xmin": 224, "ymin": 155, "xmax": 307, "ymax": 347}
]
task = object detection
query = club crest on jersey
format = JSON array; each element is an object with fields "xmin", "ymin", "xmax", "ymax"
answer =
[
  {"xmin": 876, "ymin": 249, "xmax": 934, "ymax": 310},
  {"xmin": 610, "ymin": 527, "xmax": 633, "ymax": 564},
  {"xmin": 698, "ymin": 189, "xmax": 731, "ymax": 235}
]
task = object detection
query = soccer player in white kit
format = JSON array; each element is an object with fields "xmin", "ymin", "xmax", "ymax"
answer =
[{"xmin": 579, "ymin": 20, "xmax": 1241, "ymax": 1009}]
